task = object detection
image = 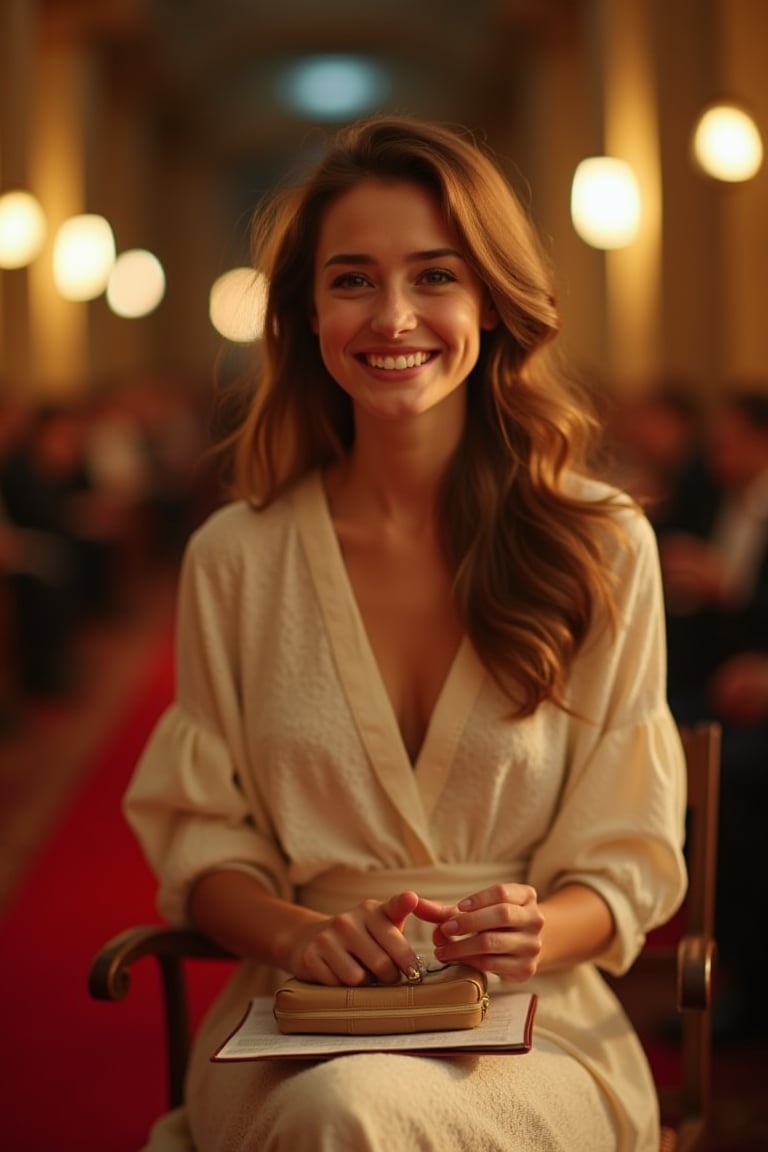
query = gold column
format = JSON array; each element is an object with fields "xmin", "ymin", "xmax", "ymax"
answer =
[
  {"xmin": 602, "ymin": 0, "xmax": 663, "ymax": 390},
  {"xmin": 0, "ymin": 0, "xmax": 36, "ymax": 393},
  {"xmin": 717, "ymin": 0, "xmax": 768, "ymax": 381},
  {"xmin": 28, "ymin": 24, "xmax": 89, "ymax": 394},
  {"xmin": 519, "ymin": 4, "xmax": 607, "ymax": 380}
]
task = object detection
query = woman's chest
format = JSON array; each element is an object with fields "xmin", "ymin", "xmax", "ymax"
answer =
[{"xmin": 338, "ymin": 527, "xmax": 463, "ymax": 762}]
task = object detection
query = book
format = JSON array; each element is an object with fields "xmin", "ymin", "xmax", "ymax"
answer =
[{"xmin": 212, "ymin": 987, "xmax": 537, "ymax": 1062}]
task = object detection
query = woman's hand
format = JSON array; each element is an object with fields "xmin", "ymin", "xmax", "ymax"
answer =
[
  {"xmin": 286, "ymin": 889, "xmax": 425, "ymax": 986},
  {"xmin": 414, "ymin": 884, "xmax": 543, "ymax": 981}
]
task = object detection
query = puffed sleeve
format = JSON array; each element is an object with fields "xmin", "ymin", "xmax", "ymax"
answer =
[
  {"xmin": 529, "ymin": 506, "xmax": 688, "ymax": 975},
  {"xmin": 123, "ymin": 506, "xmax": 293, "ymax": 924}
]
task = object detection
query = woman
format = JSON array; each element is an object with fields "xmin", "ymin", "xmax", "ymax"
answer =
[{"xmin": 125, "ymin": 114, "xmax": 687, "ymax": 1151}]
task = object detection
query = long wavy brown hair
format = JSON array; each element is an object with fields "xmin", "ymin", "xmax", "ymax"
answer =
[{"xmin": 225, "ymin": 114, "xmax": 632, "ymax": 716}]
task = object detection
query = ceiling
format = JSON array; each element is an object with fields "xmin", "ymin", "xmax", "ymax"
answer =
[{"xmin": 39, "ymin": 0, "xmax": 582, "ymax": 180}]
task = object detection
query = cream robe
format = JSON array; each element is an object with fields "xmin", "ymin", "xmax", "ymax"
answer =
[{"xmin": 124, "ymin": 469, "xmax": 687, "ymax": 1152}]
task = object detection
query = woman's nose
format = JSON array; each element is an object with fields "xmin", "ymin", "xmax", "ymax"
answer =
[{"xmin": 370, "ymin": 289, "xmax": 417, "ymax": 336}]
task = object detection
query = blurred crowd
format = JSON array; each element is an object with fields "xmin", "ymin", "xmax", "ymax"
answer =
[
  {"xmin": 606, "ymin": 378, "xmax": 768, "ymax": 1048},
  {"xmin": 0, "ymin": 375, "xmax": 221, "ymax": 730}
]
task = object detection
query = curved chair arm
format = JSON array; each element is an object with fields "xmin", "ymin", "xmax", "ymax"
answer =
[
  {"xmin": 88, "ymin": 924, "xmax": 233, "ymax": 1002},
  {"xmin": 88, "ymin": 925, "xmax": 234, "ymax": 1108},
  {"xmin": 676, "ymin": 932, "xmax": 716, "ymax": 1012}
]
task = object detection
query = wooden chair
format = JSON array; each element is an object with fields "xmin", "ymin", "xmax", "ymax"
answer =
[
  {"xmin": 88, "ymin": 722, "xmax": 720, "ymax": 1151},
  {"xmin": 607, "ymin": 721, "xmax": 721, "ymax": 1152}
]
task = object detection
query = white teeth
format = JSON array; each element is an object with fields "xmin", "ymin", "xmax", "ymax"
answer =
[{"xmin": 366, "ymin": 351, "xmax": 430, "ymax": 370}]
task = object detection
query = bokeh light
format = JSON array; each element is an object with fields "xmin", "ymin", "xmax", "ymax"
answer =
[
  {"xmin": 106, "ymin": 249, "xmax": 166, "ymax": 318},
  {"xmin": 209, "ymin": 267, "xmax": 268, "ymax": 342},
  {"xmin": 53, "ymin": 214, "xmax": 116, "ymax": 301},
  {"xmin": 570, "ymin": 157, "xmax": 642, "ymax": 249},
  {"xmin": 276, "ymin": 55, "xmax": 390, "ymax": 120},
  {"xmin": 0, "ymin": 190, "xmax": 47, "ymax": 269},
  {"xmin": 692, "ymin": 103, "xmax": 763, "ymax": 182}
]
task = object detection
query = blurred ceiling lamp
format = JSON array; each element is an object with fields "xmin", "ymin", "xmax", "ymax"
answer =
[
  {"xmin": 53, "ymin": 213, "xmax": 115, "ymax": 301},
  {"xmin": 0, "ymin": 189, "xmax": 47, "ymax": 269},
  {"xmin": 570, "ymin": 157, "xmax": 642, "ymax": 249},
  {"xmin": 106, "ymin": 248, "xmax": 166, "ymax": 318},
  {"xmin": 691, "ymin": 102, "xmax": 763, "ymax": 182},
  {"xmin": 276, "ymin": 55, "xmax": 390, "ymax": 120},
  {"xmin": 209, "ymin": 267, "xmax": 268, "ymax": 342}
]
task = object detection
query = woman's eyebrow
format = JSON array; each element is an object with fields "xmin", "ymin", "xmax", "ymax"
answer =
[{"xmin": 323, "ymin": 247, "xmax": 464, "ymax": 268}]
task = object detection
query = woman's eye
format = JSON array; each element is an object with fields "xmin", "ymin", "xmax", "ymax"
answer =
[
  {"xmin": 330, "ymin": 272, "xmax": 369, "ymax": 289},
  {"xmin": 420, "ymin": 267, "xmax": 457, "ymax": 286}
]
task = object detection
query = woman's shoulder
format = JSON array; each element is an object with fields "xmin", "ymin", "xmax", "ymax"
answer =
[
  {"xmin": 183, "ymin": 472, "xmax": 317, "ymax": 576},
  {"xmin": 188, "ymin": 472, "xmax": 317, "ymax": 558},
  {"xmin": 566, "ymin": 471, "xmax": 639, "ymax": 515},
  {"xmin": 566, "ymin": 472, "xmax": 655, "ymax": 548},
  {"xmin": 186, "ymin": 499, "xmax": 273, "ymax": 562}
]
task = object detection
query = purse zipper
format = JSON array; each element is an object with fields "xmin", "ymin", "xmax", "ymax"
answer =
[{"xmin": 276, "ymin": 996, "xmax": 489, "ymax": 1023}]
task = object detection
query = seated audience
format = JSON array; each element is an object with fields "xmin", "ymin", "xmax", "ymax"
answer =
[
  {"xmin": 0, "ymin": 399, "xmax": 79, "ymax": 699},
  {"xmin": 603, "ymin": 381, "xmax": 701, "ymax": 527},
  {"xmin": 0, "ymin": 401, "xmax": 127, "ymax": 621},
  {"xmin": 657, "ymin": 385, "xmax": 768, "ymax": 1044}
]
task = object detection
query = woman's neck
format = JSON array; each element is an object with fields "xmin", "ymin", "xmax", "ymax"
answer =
[{"xmin": 327, "ymin": 398, "xmax": 464, "ymax": 529}]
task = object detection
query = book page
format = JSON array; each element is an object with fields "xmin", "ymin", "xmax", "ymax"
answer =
[{"xmin": 212, "ymin": 988, "xmax": 537, "ymax": 1062}]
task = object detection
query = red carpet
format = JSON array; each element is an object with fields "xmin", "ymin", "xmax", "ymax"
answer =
[{"xmin": 0, "ymin": 628, "xmax": 227, "ymax": 1152}]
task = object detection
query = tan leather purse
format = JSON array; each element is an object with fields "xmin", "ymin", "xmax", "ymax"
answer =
[{"xmin": 273, "ymin": 964, "xmax": 489, "ymax": 1036}]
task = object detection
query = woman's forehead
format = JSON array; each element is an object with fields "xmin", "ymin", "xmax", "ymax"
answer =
[{"xmin": 315, "ymin": 179, "xmax": 461, "ymax": 256}]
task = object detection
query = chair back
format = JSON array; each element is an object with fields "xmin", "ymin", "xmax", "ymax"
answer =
[{"xmin": 610, "ymin": 721, "xmax": 720, "ymax": 1152}]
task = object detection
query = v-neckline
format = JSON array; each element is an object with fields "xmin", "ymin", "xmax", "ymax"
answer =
[{"xmin": 292, "ymin": 472, "xmax": 486, "ymax": 857}]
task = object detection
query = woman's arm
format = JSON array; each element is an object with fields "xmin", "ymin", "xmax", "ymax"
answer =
[
  {"xmin": 189, "ymin": 868, "xmax": 325, "ymax": 969},
  {"xmin": 536, "ymin": 883, "xmax": 615, "ymax": 969}
]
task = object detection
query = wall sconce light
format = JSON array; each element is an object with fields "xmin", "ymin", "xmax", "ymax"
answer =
[
  {"xmin": 570, "ymin": 157, "xmax": 641, "ymax": 249},
  {"xmin": 106, "ymin": 248, "xmax": 166, "ymax": 318},
  {"xmin": 209, "ymin": 267, "xmax": 268, "ymax": 343},
  {"xmin": 52, "ymin": 213, "xmax": 116, "ymax": 301},
  {"xmin": 691, "ymin": 102, "xmax": 763, "ymax": 182},
  {"xmin": 0, "ymin": 189, "xmax": 47, "ymax": 269}
]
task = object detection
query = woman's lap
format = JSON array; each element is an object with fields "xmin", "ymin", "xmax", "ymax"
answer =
[{"xmin": 187, "ymin": 1042, "xmax": 616, "ymax": 1152}]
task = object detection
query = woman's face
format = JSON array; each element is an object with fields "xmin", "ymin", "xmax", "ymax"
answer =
[{"xmin": 312, "ymin": 178, "xmax": 497, "ymax": 423}]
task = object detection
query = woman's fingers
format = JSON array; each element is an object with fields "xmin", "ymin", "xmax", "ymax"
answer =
[
  {"xmin": 412, "ymin": 895, "xmax": 458, "ymax": 924},
  {"xmin": 295, "ymin": 888, "xmax": 544, "ymax": 986},
  {"xmin": 299, "ymin": 892, "xmax": 425, "ymax": 985},
  {"xmin": 429, "ymin": 884, "xmax": 543, "ymax": 979},
  {"xmin": 383, "ymin": 889, "xmax": 421, "ymax": 927}
]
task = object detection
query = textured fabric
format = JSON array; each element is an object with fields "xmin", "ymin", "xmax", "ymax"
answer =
[{"xmin": 124, "ymin": 469, "xmax": 687, "ymax": 1152}]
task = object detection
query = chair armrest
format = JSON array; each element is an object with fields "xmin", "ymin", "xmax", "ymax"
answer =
[
  {"xmin": 676, "ymin": 932, "xmax": 716, "ymax": 1012},
  {"xmin": 88, "ymin": 924, "xmax": 233, "ymax": 1001},
  {"xmin": 88, "ymin": 924, "xmax": 235, "ymax": 1109}
]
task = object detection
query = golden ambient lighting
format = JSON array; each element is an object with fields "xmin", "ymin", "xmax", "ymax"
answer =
[
  {"xmin": 0, "ymin": 190, "xmax": 47, "ymax": 269},
  {"xmin": 209, "ymin": 267, "xmax": 268, "ymax": 342},
  {"xmin": 570, "ymin": 157, "xmax": 642, "ymax": 250},
  {"xmin": 53, "ymin": 213, "xmax": 116, "ymax": 301},
  {"xmin": 106, "ymin": 248, "xmax": 166, "ymax": 318},
  {"xmin": 692, "ymin": 103, "xmax": 764, "ymax": 182}
]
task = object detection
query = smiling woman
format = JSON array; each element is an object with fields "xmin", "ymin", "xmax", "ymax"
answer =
[{"xmin": 122, "ymin": 114, "xmax": 687, "ymax": 1152}]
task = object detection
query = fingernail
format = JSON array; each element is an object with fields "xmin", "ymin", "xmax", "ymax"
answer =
[
  {"xmin": 404, "ymin": 955, "xmax": 426, "ymax": 983},
  {"xmin": 458, "ymin": 898, "xmax": 473, "ymax": 910},
  {"xmin": 442, "ymin": 918, "xmax": 459, "ymax": 935}
]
